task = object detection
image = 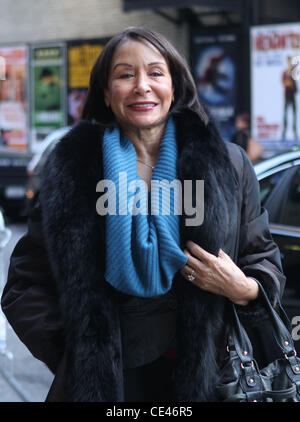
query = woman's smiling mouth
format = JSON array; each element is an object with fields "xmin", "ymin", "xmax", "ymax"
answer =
[{"xmin": 128, "ymin": 102, "xmax": 158, "ymax": 111}]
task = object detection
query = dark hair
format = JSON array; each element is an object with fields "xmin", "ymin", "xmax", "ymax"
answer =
[{"xmin": 81, "ymin": 26, "xmax": 208, "ymax": 125}]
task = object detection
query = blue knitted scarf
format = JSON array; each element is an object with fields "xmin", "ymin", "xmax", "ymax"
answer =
[{"xmin": 102, "ymin": 117, "xmax": 188, "ymax": 297}]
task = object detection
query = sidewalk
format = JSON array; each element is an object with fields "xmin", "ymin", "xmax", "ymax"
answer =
[
  {"xmin": 0, "ymin": 218, "xmax": 54, "ymax": 402},
  {"xmin": 0, "ymin": 321, "xmax": 54, "ymax": 402}
]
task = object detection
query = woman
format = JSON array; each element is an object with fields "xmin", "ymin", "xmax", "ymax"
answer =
[{"xmin": 1, "ymin": 27, "xmax": 285, "ymax": 402}]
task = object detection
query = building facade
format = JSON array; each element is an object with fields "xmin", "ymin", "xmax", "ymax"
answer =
[{"xmin": 0, "ymin": 0, "xmax": 189, "ymax": 55}]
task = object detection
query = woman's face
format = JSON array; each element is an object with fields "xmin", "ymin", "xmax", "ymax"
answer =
[{"xmin": 104, "ymin": 39, "xmax": 174, "ymax": 133}]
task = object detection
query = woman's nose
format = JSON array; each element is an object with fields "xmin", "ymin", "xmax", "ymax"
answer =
[{"xmin": 133, "ymin": 73, "xmax": 151, "ymax": 95}]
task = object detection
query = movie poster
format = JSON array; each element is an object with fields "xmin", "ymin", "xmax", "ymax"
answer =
[
  {"xmin": 251, "ymin": 23, "xmax": 300, "ymax": 156},
  {"xmin": 191, "ymin": 30, "xmax": 237, "ymax": 142},
  {"xmin": 67, "ymin": 40, "xmax": 107, "ymax": 125},
  {"xmin": 31, "ymin": 44, "xmax": 66, "ymax": 151},
  {"xmin": 0, "ymin": 46, "xmax": 28, "ymax": 150}
]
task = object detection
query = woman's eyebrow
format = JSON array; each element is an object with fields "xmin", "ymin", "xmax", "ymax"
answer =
[
  {"xmin": 113, "ymin": 63, "xmax": 133, "ymax": 71},
  {"xmin": 112, "ymin": 61, "xmax": 166, "ymax": 71},
  {"xmin": 148, "ymin": 61, "xmax": 166, "ymax": 66}
]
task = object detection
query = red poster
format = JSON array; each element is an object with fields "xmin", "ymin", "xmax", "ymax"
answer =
[{"xmin": 0, "ymin": 46, "xmax": 28, "ymax": 150}]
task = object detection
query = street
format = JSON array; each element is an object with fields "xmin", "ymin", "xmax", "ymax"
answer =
[{"xmin": 0, "ymin": 220, "xmax": 54, "ymax": 402}]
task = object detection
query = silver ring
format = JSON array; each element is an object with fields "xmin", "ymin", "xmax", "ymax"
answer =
[{"xmin": 187, "ymin": 270, "xmax": 195, "ymax": 282}]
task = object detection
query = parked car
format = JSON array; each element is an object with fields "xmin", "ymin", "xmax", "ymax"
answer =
[
  {"xmin": 26, "ymin": 126, "xmax": 70, "ymax": 209},
  {"xmin": 254, "ymin": 147, "xmax": 300, "ymax": 352},
  {"xmin": 0, "ymin": 147, "xmax": 33, "ymax": 219}
]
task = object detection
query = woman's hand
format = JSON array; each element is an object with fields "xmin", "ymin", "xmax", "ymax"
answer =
[{"xmin": 180, "ymin": 240, "xmax": 259, "ymax": 306}]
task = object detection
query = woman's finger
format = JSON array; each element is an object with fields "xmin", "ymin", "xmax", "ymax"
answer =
[
  {"xmin": 180, "ymin": 261, "xmax": 195, "ymax": 275},
  {"xmin": 186, "ymin": 241, "xmax": 217, "ymax": 264},
  {"xmin": 184, "ymin": 248, "xmax": 212, "ymax": 275}
]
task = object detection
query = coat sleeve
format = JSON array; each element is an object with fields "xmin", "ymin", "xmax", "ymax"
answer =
[
  {"xmin": 1, "ymin": 195, "xmax": 64, "ymax": 374},
  {"xmin": 234, "ymin": 147, "xmax": 286, "ymax": 322}
]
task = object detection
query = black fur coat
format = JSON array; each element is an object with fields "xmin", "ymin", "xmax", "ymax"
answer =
[{"xmin": 1, "ymin": 110, "xmax": 285, "ymax": 402}]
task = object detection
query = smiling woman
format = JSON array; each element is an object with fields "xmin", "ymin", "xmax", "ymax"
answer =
[
  {"xmin": 104, "ymin": 40, "xmax": 174, "ymax": 141},
  {"xmin": 1, "ymin": 27, "xmax": 286, "ymax": 403}
]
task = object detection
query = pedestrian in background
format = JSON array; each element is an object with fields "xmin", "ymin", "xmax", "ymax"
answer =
[
  {"xmin": 1, "ymin": 27, "xmax": 285, "ymax": 402},
  {"xmin": 231, "ymin": 112, "xmax": 264, "ymax": 163}
]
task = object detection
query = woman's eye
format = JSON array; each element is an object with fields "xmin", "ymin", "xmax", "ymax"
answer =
[
  {"xmin": 119, "ymin": 73, "xmax": 134, "ymax": 79},
  {"xmin": 151, "ymin": 71, "xmax": 163, "ymax": 77}
]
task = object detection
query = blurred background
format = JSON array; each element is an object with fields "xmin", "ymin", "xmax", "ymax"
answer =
[{"xmin": 1, "ymin": 0, "xmax": 300, "ymax": 402}]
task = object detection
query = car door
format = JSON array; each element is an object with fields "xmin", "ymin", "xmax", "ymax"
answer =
[{"xmin": 258, "ymin": 161, "xmax": 300, "ymax": 352}]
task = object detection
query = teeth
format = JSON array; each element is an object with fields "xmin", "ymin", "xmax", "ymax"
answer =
[{"xmin": 131, "ymin": 103, "xmax": 156, "ymax": 107}]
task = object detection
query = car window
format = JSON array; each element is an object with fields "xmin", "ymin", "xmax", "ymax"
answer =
[
  {"xmin": 259, "ymin": 169, "xmax": 289, "ymax": 205},
  {"xmin": 283, "ymin": 166, "xmax": 300, "ymax": 227}
]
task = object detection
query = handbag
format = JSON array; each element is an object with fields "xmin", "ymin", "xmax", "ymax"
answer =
[{"xmin": 216, "ymin": 281, "xmax": 300, "ymax": 402}]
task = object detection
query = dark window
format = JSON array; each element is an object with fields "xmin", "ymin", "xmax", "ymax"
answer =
[
  {"xmin": 283, "ymin": 166, "xmax": 300, "ymax": 227},
  {"xmin": 259, "ymin": 169, "xmax": 288, "ymax": 206}
]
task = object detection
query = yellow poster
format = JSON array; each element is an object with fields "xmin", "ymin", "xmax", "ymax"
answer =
[
  {"xmin": 68, "ymin": 43, "xmax": 104, "ymax": 88},
  {"xmin": 67, "ymin": 40, "xmax": 106, "ymax": 124}
]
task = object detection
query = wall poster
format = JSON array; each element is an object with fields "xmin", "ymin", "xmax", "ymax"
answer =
[
  {"xmin": 0, "ymin": 45, "xmax": 28, "ymax": 150},
  {"xmin": 251, "ymin": 23, "xmax": 300, "ymax": 156},
  {"xmin": 67, "ymin": 39, "xmax": 107, "ymax": 125},
  {"xmin": 30, "ymin": 43, "xmax": 66, "ymax": 152},
  {"xmin": 191, "ymin": 29, "xmax": 237, "ymax": 142}
]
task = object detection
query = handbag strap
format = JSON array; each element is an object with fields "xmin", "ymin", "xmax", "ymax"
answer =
[
  {"xmin": 231, "ymin": 305, "xmax": 254, "ymax": 366},
  {"xmin": 230, "ymin": 281, "xmax": 294, "ymax": 356},
  {"xmin": 248, "ymin": 281, "xmax": 295, "ymax": 357}
]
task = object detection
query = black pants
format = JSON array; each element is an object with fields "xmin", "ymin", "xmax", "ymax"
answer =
[{"xmin": 123, "ymin": 356, "xmax": 177, "ymax": 402}]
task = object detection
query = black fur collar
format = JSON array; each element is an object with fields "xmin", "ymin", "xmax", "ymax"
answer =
[{"xmin": 40, "ymin": 110, "xmax": 238, "ymax": 401}]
